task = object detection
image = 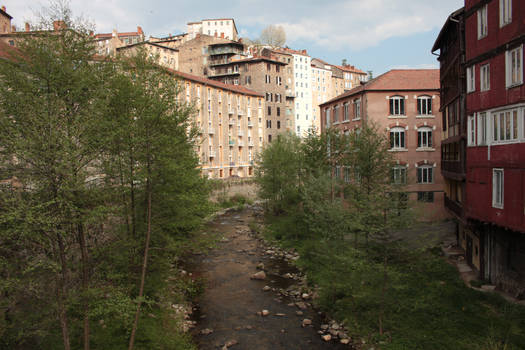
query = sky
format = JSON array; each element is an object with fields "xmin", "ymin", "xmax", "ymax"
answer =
[{"xmin": 4, "ymin": 0, "xmax": 464, "ymax": 76}]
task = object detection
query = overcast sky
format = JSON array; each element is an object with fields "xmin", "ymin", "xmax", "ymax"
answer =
[{"xmin": 5, "ymin": 0, "xmax": 463, "ymax": 75}]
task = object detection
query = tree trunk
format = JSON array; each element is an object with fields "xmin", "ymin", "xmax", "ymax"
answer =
[
  {"xmin": 128, "ymin": 175, "xmax": 152, "ymax": 350},
  {"xmin": 379, "ymin": 255, "xmax": 387, "ymax": 336},
  {"xmin": 78, "ymin": 222, "xmax": 90, "ymax": 350},
  {"xmin": 56, "ymin": 234, "xmax": 71, "ymax": 350}
]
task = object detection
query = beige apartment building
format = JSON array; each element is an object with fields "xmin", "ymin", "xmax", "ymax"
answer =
[
  {"xmin": 0, "ymin": 5, "xmax": 12, "ymax": 34},
  {"xmin": 94, "ymin": 27, "xmax": 145, "ymax": 56},
  {"xmin": 172, "ymin": 70, "xmax": 265, "ymax": 178},
  {"xmin": 117, "ymin": 41, "xmax": 179, "ymax": 70},
  {"xmin": 320, "ymin": 69, "xmax": 449, "ymax": 221}
]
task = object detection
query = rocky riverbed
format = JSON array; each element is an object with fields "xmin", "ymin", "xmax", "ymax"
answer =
[{"xmin": 186, "ymin": 205, "xmax": 355, "ymax": 350}]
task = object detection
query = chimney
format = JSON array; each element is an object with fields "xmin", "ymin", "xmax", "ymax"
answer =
[
  {"xmin": 53, "ymin": 20, "xmax": 66, "ymax": 31},
  {"xmin": 137, "ymin": 26, "xmax": 143, "ymax": 35},
  {"xmin": 1, "ymin": 6, "xmax": 6, "ymax": 12},
  {"xmin": 25, "ymin": 22, "xmax": 30, "ymax": 32}
]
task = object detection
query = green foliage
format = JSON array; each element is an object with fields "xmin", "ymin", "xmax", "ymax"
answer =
[{"xmin": 0, "ymin": 4, "xmax": 211, "ymax": 349}]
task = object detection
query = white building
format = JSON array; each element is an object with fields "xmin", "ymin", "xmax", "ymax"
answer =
[
  {"xmin": 187, "ymin": 18, "xmax": 238, "ymax": 41},
  {"xmin": 290, "ymin": 50, "xmax": 313, "ymax": 136}
]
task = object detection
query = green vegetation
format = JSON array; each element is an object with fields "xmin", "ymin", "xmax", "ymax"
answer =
[
  {"xmin": 0, "ymin": 4, "xmax": 211, "ymax": 349},
  {"xmin": 257, "ymin": 129, "xmax": 525, "ymax": 349}
]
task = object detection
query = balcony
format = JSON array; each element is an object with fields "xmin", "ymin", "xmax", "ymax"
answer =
[
  {"xmin": 237, "ymin": 130, "xmax": 244, "ymax": 136},
  {"xmin": 248, "ymin": 142, "xmax": 254, "ymax": 147},
  {"xmin": 228, "ymin": 119, "xmax": 235, "ymax": 125},
  {"xmin": 208, "ymin": 58, "xmax": 230, "ymax": 66},
  {"xmin": 441, "ymin": 160, "xmax": 465, "ymax": 180},
  {"xmin": 444, "ymin": 195, "xmax": 463, "ymax": 219},
  {"xmin": 229, "ymin": 140, "xmax": 235, "ymax": 146},
  {"xmin": 248, "ymin": 121, "xmax": 253, "ymax": 127},
  {"xmin": 229, "ymin": 161, "xmax": 235, "ymax": 166},
  {"xmin": 208, "ymin": 127, "xmax": 215, "ymax": 134},
  {"xmin": 238, "ymin": 141, "xmax": 245, "ymax": 147},
  {"xmin": 286, "ymin": 89, "xmax": 295, "ymax": 98},
  {"xmin": 208, "ymin": 69, "xmax": 240, "ymax": 78},
  {"xmin": 228, "ymin": 108, "xmax": 234, "ymax": 115},
  {"xmin": 237, "ymin": 109, "xmax": 244, "ymax": 116},
  {"xmin": 209, "ymin": 151, "xmax": 216, "ymax": 158}
]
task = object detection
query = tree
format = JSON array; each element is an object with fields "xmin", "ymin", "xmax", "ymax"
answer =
[{"xmin": 259, "ymin": 24, "xmax": 286, "ymax": 47}]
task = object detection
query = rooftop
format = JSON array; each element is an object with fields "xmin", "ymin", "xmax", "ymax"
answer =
[{"xmin": 320, "ymin": 69, "xmax": 440, "ymax": 106}]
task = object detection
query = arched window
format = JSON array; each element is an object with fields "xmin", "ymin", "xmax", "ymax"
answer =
[
  {"xmin": 390, "ymin": 127, "xmax": 406, "ymax": 149},
  {"xmin": 417, "ymin": 127, "xmax": 433, "ymax": 148},
  {"xmin": 417, "ymin": 95, "xmax": 432, "ymax": 115},
  {"xmin": 389, "ymin": 96, "xmax": 405, "ymax": 115}
]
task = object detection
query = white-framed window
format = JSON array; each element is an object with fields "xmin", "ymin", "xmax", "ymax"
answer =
[
  {"xmin": 390, "ymin": 127, "xmax": 406, "ymax": 149},
  {"xmin": 506, "ymin": 45, "xmax": 523, "ymax": 88},
  {"xmin": 480, "ymin": 64, "xmax": 490, "ymax": 91},
  {"xmin": 325, "ymin": 108, "xmax": 331, "ymax": 127},
  {"xmin": 417, "ymin": 96, "xmax": 432, "ymax": 115},
  {"xmin": 391, "ymin": 166, "xmax": 407, "ymax": 184},
  {"xmin": 343, "ymin": 102, "xmax": 349, "ymax": 121},
  {"xmin": 417, "ymin": 166, "xmax": 433, "ymax": 184},
  {"xmin": 417, "ymin": 127, "xmax": 433, "ymax": 148},
  {"xmin": 477, "ymin": 4, "xmax": 488, "ymax": 39},
  {"xmin": 389, "ymin": 96, "xmax": 405, "ymax": 115},
  {"xmin": 492, "ymin": 109, "xmax": 519, "ymax": 142},
  {"xmin": 354, "ymin": 98, "xmax": 361, "ymax": 119},
  {"xmin": 492, "ymin": 168, "xmax": 504, "ymax": 209},
  {"xmin": 467, "ymin": 66, "xmax": 476, "ymax": 93},
  {"xmin": 468, "ymin": 115, "xmax": 476, "ymax": 146},
  {"xmin": 477, "ymin": 112, "xmax": 488, "ymax": 145},
  {"xmin": 500, "ymin": 0, "xmax": 512, "ymax": 27}
]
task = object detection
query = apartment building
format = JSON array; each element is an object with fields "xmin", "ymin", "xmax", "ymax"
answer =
[
  {"xmin": 117, "ymin": 41, "xmax": 179, "ymax": 70},
  {"xmin": 177, "ymin": 34, "xmax": 235, "ymax": 76},
  {"xmin": 435, "ymin": 0, "xmax": 524, "ymax": 294},
  {"xmin": 187, "ymin": 18, "xmax": 238, "ymax": 41},
  {"xmin": 94, "ymin": 27, "xmax": 145, "ymax": 56},
  {"xmin": 0, "ymin": 5, "xmax": 12, "ymax": 34},
  {"xmin": 337, "ymin": 63, "xmax": 368, "ymax": 91},
  {"xmin": 172, "ymin": 70, "xmax": 264, "ymax": 178},
  {"xmin": 320, "ymin": 69, "xmax": 448, "ymax": 221}
]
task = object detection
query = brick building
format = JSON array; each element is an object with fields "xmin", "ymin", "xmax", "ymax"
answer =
[
  {"xmin": 435, "ymin": 0, "xmax": 524, "ymax": 294},
  {"xmin": 0, "ymin": 5, "xmax": 12, "ymax": 34},
  {"xmin": 187, "ymin": 18, "xmax": 238, "ymax": 41},
  {"xmin": 172, "ymin": 70, "xmax": 264, "ymax": 178},
  {"xmin": 320, "ymin": 69, "xmax": 449, "ymax": 221},
  {"xmin": 94, "ymin": 27, "xmax": 145, "ymax": 56}
]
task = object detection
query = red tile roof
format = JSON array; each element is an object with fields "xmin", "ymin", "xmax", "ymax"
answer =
[
  {"xmin": 335, "ymin": 65, "xmax": 366, "ymax": 74},
  {"xmin": 320, "ymin": 69, "xmax": 439, "ymax": 106},
  {"xmin": 166, "ymin": 69, "xmax": 263, "ymax": 97}
]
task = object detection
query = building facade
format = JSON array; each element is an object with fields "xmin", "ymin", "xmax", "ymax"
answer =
[
  {"xmin": 117, "ymin": 41, "xmax": 179, "ymax": 70},
  {"xmin": 173, "ymin": 71, "xmax": 265, "ymax": 178},
  {"xmin": 94, "ymin": 27, "xmax": 145, "ymax": 56},
  {"xmin": 187, "ymin": 19, "xmax": 238, "ymax": 41},
  {"xmin": 320, "ymin": 69, "xmax": 449, "ymax": 221},
  {"xmin": 0, "ymin": 5, "xmax": 12, "ymax": 34}
]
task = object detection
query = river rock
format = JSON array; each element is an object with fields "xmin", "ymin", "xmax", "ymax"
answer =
[
  {"xmin": 256, "ymin": 262, "xmax": 265, "ymax": 270},
  {"xmin": 262, "ymin": 285, "xmax": 271, "ymax": 291},
  {"xmin": 321, "ymin": 334, "xmax": 332, "ymax": 341},
  {"xmin": 340, "ymin": 338, "xmax": 350, "ymax": 345},
  {"xmin": 261, "ymin": 309, "xmax": 270, "ymax": 316},
  {"xmin": 320, "ymin": 324, "xmax": 329, "ymax": 330},
  {"xmin": 295, "ymin": 301, "xmax": 307, "ymax": 310},
  {"xmin": 200, "ymin": 328, "xmax": 213, "ymax": 335},
  {"xmin": 296, "ymin": 311, "xmax": 303, "ymax": 316},
  {"xmin": 301, "ymin": 293, "xmax": 310, "ymax": 300},
  {"xmin": 302, "ymin": 319, "xmax": 312, "ymax": 327},
  {"xmin": 251, "ymin": 271, "xmax": 266, "ymax": 280}
]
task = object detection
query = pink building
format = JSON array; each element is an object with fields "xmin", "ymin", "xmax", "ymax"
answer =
[{"xmin": 320, "ymin": 69, "xmax": 449, "ymax": 221}]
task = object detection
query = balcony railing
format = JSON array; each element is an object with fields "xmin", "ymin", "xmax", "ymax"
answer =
[
  {"xmin": 238, "ymin": 141, "xmax": 244, "ymax": 147},
  {"xmin": 248, "ymin": 142, "xmax": 254, "ymax": 147},
  {"xmin": 237, "ymin": 109, "xmax": 244, "ymax": 116},
  {"xmin": 441, "ymin": 160, "xmax": 465, "ymax": 175},
  {"xmin": 247, "ymin": 121, "xmax": 253, "ymax": 127},
  {"xmin": 237, "ymin": 130, "xmax": 244, "ymax": 136},
  {"xmin": 229, "ymin": 161, "xmax": 235, "ymax": 166},
  {"xmin": 208, "ymin": 127, "xmax": 215, "ymax": 134},
  {"xmin": 444, "ymin": 195, "xmax": 463, "ymax": 218},
  {"xmin": 229, "ymin": 140, "xmax": 235, "ymax": 146},
  {"xmin": 209, "ymin": 151, "xmax": 216, "ymax": 158},
  {"xmin": 228, "ymin": 119, "xmax": 235, "ymax": 125}
]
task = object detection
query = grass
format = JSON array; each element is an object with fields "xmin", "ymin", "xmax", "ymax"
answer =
[{"xmin": 265, "ymin": 214, "xmax": 525, "ymax": 350}]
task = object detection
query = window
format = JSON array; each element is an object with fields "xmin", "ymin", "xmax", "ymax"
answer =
[
  {"xmin": 468, "ymin": 115, "xmax": 476, "ymax": 146},
  {"xmin": 417, "ymin": 191, "xmax": 434, "ymax": 203},
  {"xmin": 500, "ymin": 0, "xmax": 512, "ymax": 27},
  {"xmin": 480, "ymin": 64, "xmax": 490, "ymax": 91},
  {"xmin": 277, "ymin": 107, "xmax": 280, "ymax": 116},
  {"xmin": 333, "ymin": 105, "xmax": 339, "ymax": 123},
  {"xmin": 265, "ymin": 75, "xmax": 271, "ymax": 84},
  {"xmin": 417, "ymin": 127, "xmax": 433, "ymax": 148},
  {"xmin": 343, "ymin": 103, "xmax": 349, "ymax": 121},
  {"xmin": 354, "ymin": 99, "xmax": 361, "ymax": 119},
  {"xmin": 392, "ymin": 166, "xmax": 407, "ymax": 184},
  {"xmin": 493, "ymin": 109, "xmax": 518, "ymax": 142},
  {"xmin": 277, "ymin": 120, "xmax": 281, "ymax": 129},
  {"xmin": 478, "ymin": 112, "xmax": 488, "ymax": 145},
  {"xmin": 390, "ymin": 127, "xmax": 406, "ymax": 149},
  {"xmin": 325, "ymin": 108, "xmax": 331, "ymax": 127},
  {"xmin": 266, "ymin": 120, "xmax": 271, "ymax": 128},
  {"xmin": 506, "ymin": 46, "xmax": 523, "ymax": 87},
  {"xmin": 389, "ymin": 96, "xmax": 405, "ymax": 115},
  {"xmin": 417, "ymin": 166, "xmax": 433, "ymax": 184},
  {"xmin": 267, "ymin": 106, "xmax": 271, "ymax": 116},
  {"xmin": 417, "ymin": 96, "xmax": 432, "ymax": 115},
  {"xmin": 267, "ymin": 63, "xmax": 271, "ymax": 71},
  {"xmin": 477, "ymin": 5, "xmax": 488, "ymax": 39},
  {"xmin": 493, "ymin": 168, "xmax": 504, "ymax": 208},
  {"xmin": 467, "ymin": 66, "xmax": 476, "ymax": 93}
]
